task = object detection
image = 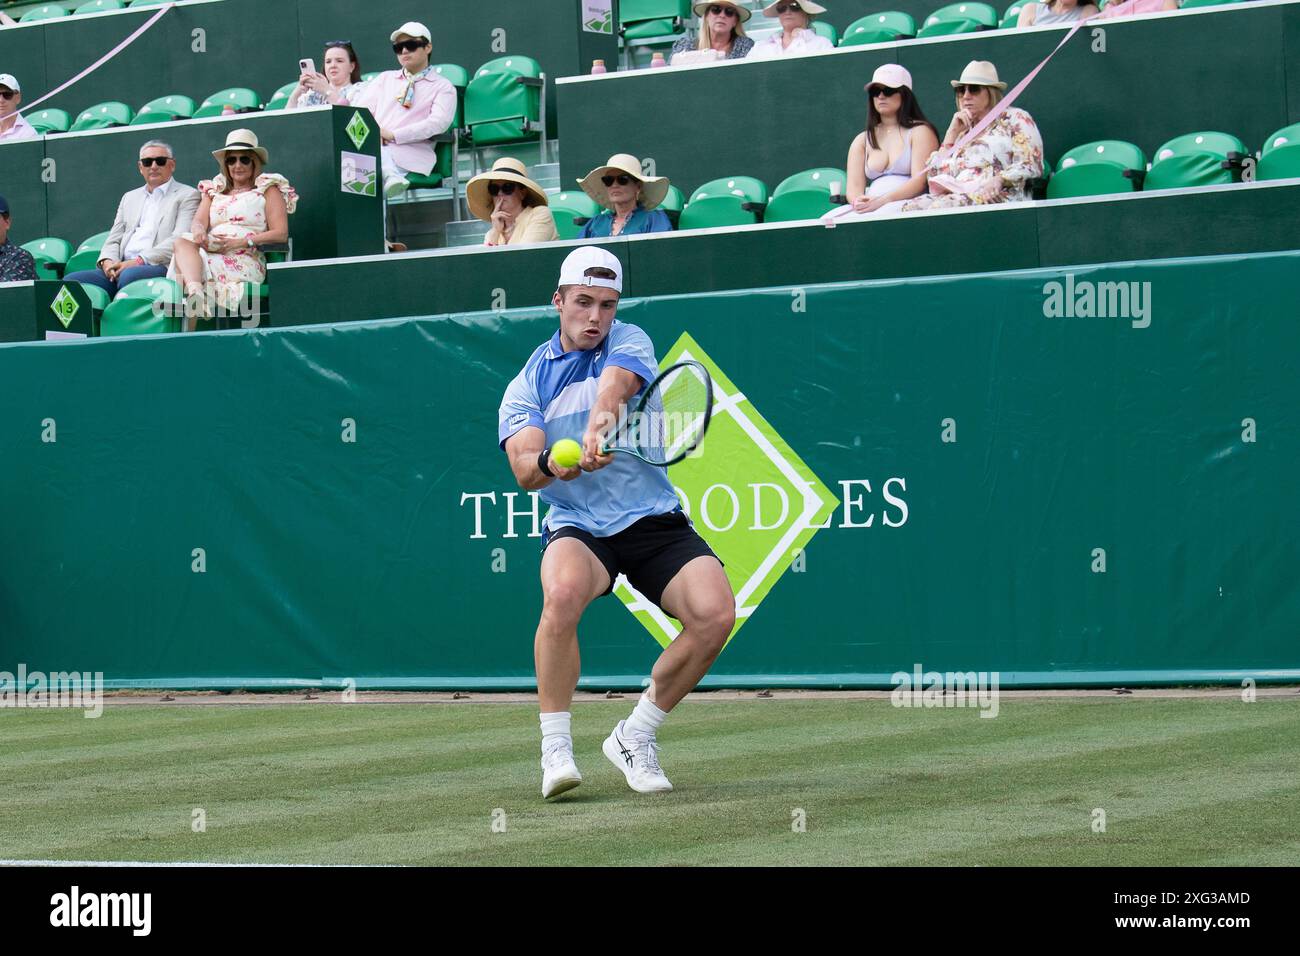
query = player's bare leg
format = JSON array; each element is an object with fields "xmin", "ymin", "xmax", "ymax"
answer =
[
  {"xmin": 535, "ymin": 537, "xmax": 609, "ymax": 798},
  {"xmin": 604, "ymin": 555, "xmax": 734, "ymax": 793}
]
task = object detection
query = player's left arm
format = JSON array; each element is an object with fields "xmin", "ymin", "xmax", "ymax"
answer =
[{"xmin": 581, "ymin": 366, "xmax": 642, "ymax": 472}]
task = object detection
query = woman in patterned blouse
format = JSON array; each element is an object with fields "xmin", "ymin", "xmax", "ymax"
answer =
[
  {"xmin": 288, "ymin": 41, "xmax": 366, "ymax": 110},
  {"xmin": 670, "ymin": 2, "xmax": 755, "ymax": 62},
  {"xmin": 903, "ymin": 61, "xmax": 1044, "ymax": 212}
]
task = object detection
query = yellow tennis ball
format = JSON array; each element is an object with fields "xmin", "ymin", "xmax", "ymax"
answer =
[{"xmin": 552, "ymin": 438, "xmax": 583, "ymax": 469}]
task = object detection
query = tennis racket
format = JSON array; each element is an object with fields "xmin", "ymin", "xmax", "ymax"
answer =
[{"xmin": 600, "ymin": 360, "xmax": 713, "ymax": 467}]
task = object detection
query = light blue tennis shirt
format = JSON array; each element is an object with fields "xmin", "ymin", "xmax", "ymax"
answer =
[{"xmin": 498, "ymin": 320, "xmax": 682, "ymax": 537}]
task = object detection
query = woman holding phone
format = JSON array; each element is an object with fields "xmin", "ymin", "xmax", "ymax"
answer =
[{"xmin": 287, "ymin": 40, "xmax": 366, "ymax": 109}]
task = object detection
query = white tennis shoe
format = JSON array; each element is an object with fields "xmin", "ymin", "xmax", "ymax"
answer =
[
  {"xmin": 603, "ymin": 720, "xmax": 673, "ymax": 793},
  {"xmin": 541, "ymin": 740, "xmax": 582, "ymax": 799}
]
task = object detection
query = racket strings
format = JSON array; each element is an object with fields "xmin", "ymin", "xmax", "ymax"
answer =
[{"xmin": 636, "ymin": 363, "xmax": 710, "ymax": 463}]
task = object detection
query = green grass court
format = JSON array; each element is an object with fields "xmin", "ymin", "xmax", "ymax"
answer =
[{"xmin": 2, "ymin": 697, "xmax": 1297, "ymax": 866}]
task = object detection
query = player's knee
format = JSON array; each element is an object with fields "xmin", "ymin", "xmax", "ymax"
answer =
[
  {"xmin": 689, "ymin": 600, "xmax": 734, "ymax": 652},
  {"xmin": 541, "ymin": 578, "xmax": 592, "ymax": 623}
]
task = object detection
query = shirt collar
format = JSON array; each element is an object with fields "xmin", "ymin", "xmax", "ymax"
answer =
[{"xmin": 145, "ymin": 177, "xmax": 174, "ymax": 196}]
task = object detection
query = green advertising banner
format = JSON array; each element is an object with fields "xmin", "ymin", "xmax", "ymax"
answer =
[{"xmin": 0, "ymin": 249, "xmax": 1297, "ymax": 689}]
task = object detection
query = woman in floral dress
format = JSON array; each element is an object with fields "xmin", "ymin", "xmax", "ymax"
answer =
[
  {"xmin": 170, "ymin": 128, "xmax": 297, "ymax": 326},
  {"xmin": 902, "ymin": 61, "xmax": 1044, "ymax": 212}
]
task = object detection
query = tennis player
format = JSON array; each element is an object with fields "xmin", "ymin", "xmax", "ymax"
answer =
[{"xmin": 498, "ymin": 246, "xmax": 735, "ymax": 799}]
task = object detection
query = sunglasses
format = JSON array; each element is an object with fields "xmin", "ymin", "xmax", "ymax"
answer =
[
  {"xmin": 487, "ymin": 182, "xmax": 518, "ymax": 197},
  {"xmin": 601, "ymin": 174, "xmax": 635, "ymax": 187},
  {"xmin": 139, "ymin": 156, "xmax": 171, "ymax": 167},
  {"xmin": 869, "ymin": 85, "xmax": 901, "ymax": 98},
  {"xmin": 392, "ymin": 39, "xmax": 427, "ymax": 54},
  {"xmin": 774, "ymin": 2, "xmax": 802, "ymax": 13},
  {"xmin": 225, "ymin": 154, "xmax": 254, "ymax": 166},
  {"xmin": 0, "ymin": 91, "xmax": 16, "ymax": 101},
  {"xmin": 707, "ymin": 4, "xmax": 738, "ymax": 15},
  {"xmin": 954, "ymin": 84, "xmax": 988, "ymax": 96}
]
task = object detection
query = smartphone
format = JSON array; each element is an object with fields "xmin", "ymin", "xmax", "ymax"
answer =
[{"xmin": 299, "ymin": 58, "xmax": 316, "ymax": 76}]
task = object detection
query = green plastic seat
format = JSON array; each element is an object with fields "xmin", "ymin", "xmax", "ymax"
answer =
[
  {"xmin": 620, "ymin": 0, "xmax": 690, "ymax": 40},
  {"xmin": 99, "ymin": 297, "xmax": 180, "ymax": 336},
  {"xmin": 765, "ymin": 167, "xmax": 847, "ymax": 222},
  {"xmin": 77, "ymin": 230, "xmax": 112, "ymax": 253},
  {"xmin": 131, "ymin": 94, "xmax": 196, "ymax": 125},
  {"xmin": 21, "ymin": 237, "xmax": 73, "ymax": 273},
  {"xmin": 77, "ymin": 283, "xmax": 112, "ymax": 313},
  {"xmin": 548, "ymin": 190, "xmax": 602, "ymax": 240},
  {"xmin": 406, "ymin": 137, "xmax": 457, "ymax": 189},
  {"xmin": 1256, "ymin": 122, "xmax": 1300, "ymax": 181},
  {"xmin": 70, "ymin": 101, "xmax": 134, "ymax": 131},
  {"xmin": 1179, "ymin": 0, "xmax": 1242, "ymax": 7},
  {"xmin": 74, "ymin": 0, "xmax": 124, "ymax": 13},
  {"xmin": 840, "ymin": 12, "xmax": 917, "ymax": 45},
  {"xmin": 264, "ymin": 82, "xmax": 299, "ymax": 112},
  {"xmin": 115, "ymin": 276, "xmax": 181, "ymax": 303},
  {"xmin": 922, "ymin": 1, "xmax": 999, "ymax": 26},
  {"xmin": 465, "ymin": 56, "xmax": 544, "ymax": 149},
  {"xmin": 28, "ymin": 109, "xmax": 71, "ymax": 135},
  {"xmin": 658, "ymin": 184, "xmax": 685, "ymax": 227},
  {"xmin": 127, "ymin": 0, "xmax": 171, "ymax": 6},
  {"xmin": 810, "ymin": 19, "xmax": 840, "ymax": 45},
  {"xmin": 678, "ymin": 176, "xmax": 769, "ymax": 231},
  {"xmin": 360, "ymin": 72, "xmax": 382, "ymax": 82},
  {"xmin": 999, "ymin": 2, "xmax": 1027, "ymax": 27},
  {"xmin": 917, "ymin": 16, "xmax": 982, "ymax": 36},
  {"xmin": 19, "ymin": 4, "xmax": 68, "ymax": 22},
  {"xmin": 193, "ymin": 87, "xmax": 262, "ymax": 119},
  {"xmin": 31, "ymin": 255, "xmax": 61, "ymax": 280},
  {"xmin": 1144, "ymin": 131, "xmax": 1247, "ymax": 190},
  {"xmin": 64, "ymin": 249, "xmax": 104, "ymax": 273},
  {"xmin": 434, "ymin": 63, "xmax": 470, "ymax": 129},
  {"xmin": 1046, "ymin": 140, "xmax": 1147, "ymax": 199}
]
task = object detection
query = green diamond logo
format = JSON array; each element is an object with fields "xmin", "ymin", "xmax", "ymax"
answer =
[
  {"xmin": 345, "ymin": 111, "xmax": 370, "ymax": 150},
  {"xmin": 615, "ymin": 332, "xmax": 839, "ymax": 648},
  {"xmin": 50, "ymin": 284, "xmax": 79, "ymax": 328}
]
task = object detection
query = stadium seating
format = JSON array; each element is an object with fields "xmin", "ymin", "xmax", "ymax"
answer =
[
  {"xmin": 131, "ymin": 94, "xmax": 196, "ymax": 125},
  {"xmin": 433, "ymin": 63, "xmax": 470, "ymax": 131},
  {"xmin": 464, "ymin": 56, "xmax": 548, "ymax": 165},
  {"xmin": 619, "ymin": 0, "xmax": 690, "ymax": 40},
  {"xmin": 27, "ymin": 108, "xmax": 71, "ymax": 135},
  {"xmin": 193, "ymin": 87, "xmax": 262, "ymax": 118},
  {"xmin": 78, "ymin": 283, "xmax": 112, "ymax": 314},
  {"xmin": 264, "ymin": 83, "xmax": 299, "ymax": 112},
  {"xmin": 1144, "ymin": 131, "xmax": 1248, "ymax": 190},
  {"xmin": 764, "ymin": 167, "xmax": 848, "ymax": 222},
  {"xmin": 73, "ymin": 0, "xmax": 123, "ymax": 13},
  {"xmin": 21, "ymin": 237, "xmax": 73, "ymax": 277},
  {"xmin": 70, "ymin": 101, "xmax": 133, "ymax": 132},
  {"xmin": 1256, "ymin": 121, "xmax": 1300, "ymax": 181},
  {"xmin": 1046, "ymin": 140, "xmax": 1147, "ymax": 199},
  {"xmin": 19, "ymin": 4, "xmax": 68, "ymax": 22},
  {"xmin": 547, "ymin": 190, "xmax": 601, "ymax": 240},
  {"xmin": 811, "ymin": 19, "xmax": 841, "ymax": 45},
  {"xmin": 999, "ymin": 2, "xmax": 1027, "ymax": 27},
  {"xmin": 840, "ymin": 12, "xmax": 918, "ymax": 45},
  {"xmin": 678, "ymin": 176, "xmax": 769, "ymax": 230},
  {"xmin": 659, "ymin": 184, "xmax": 685, "ymax": 228},
  {"xmin": 917, "ymin": 2, "xmax": 998, "ymax": 36}
]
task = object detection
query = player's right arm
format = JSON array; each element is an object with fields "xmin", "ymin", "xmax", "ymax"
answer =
[{"xmin": 504, "ymin": 426, "xmax": 581, "ymax": 491}]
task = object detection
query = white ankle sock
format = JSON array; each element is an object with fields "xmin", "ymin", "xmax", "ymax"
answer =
[
  {"xmin": 624, "ymin": 695, "xmax": 667, "ymax": 738},
  {"xmin": 540, "ymin": 711, "xmax": 572, "ymax": 752}
]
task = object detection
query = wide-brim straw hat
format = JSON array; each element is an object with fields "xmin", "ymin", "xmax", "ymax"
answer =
[
  {"xmin": 762, "ymin": 0, "xmax": 827, "ymax": 16},
  {"xmin": 693, "ymin": 1, "xmax": 752, "ymax": 22},
  {"xmin": 212, "ymin": 128, "xmax": 269, "ymax": 164},
  {"xmin": 951, "ymin": 60, "xmax": 1007, "ymax": 91},
  {"xmin": 466, "ymin": 157, "xmax": 550, "ymax": 221},
  {"xmin": 577, "ymin": 153, "xmax": 670, "ymax": 211}
]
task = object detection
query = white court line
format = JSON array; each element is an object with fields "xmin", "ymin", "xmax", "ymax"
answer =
[{"xmin": 0, "ymin": 859, "xmax": 383, "ymax": 868}]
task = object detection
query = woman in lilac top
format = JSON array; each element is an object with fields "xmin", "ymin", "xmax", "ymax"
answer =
[{"xmin": 843, "ymin": 64, "xmax": 940, "ymax": 215}]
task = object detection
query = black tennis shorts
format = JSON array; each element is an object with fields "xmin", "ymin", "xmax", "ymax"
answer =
[{"xmin": 541, "ymin": 510, "xmax": 721, "ymax": 610}]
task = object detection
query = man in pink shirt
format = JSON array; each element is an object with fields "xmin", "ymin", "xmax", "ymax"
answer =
[
  {"xmin": 349, "ymin": 21, "xmax": 456, "ymax": 199},
  {"xmin": 0, "ymin": 74, "xmax": 38, "ymax": 144}
]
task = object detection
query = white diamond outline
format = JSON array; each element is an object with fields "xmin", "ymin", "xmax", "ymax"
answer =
[
  {"xmin": 51, "ymin": 285, "xmax": 79, "ymax": 328},
  {"xmin": 615, "ymin": 347, "xmax": 835, "ymax": 643}
]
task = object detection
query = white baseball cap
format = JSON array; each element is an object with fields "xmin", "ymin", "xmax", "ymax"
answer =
[
  {"xmin": 0, "ymin": 74, "xmax": 20, "ymax": 92},
  {"xmin": 390, "ymin": 21, "xmax": 431, "ymax": 43},
  {"xmin": 558, "ymin": 246, "xmax": 623, "ymax": 293}
]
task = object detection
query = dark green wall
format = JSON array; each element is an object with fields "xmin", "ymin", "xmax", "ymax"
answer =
[
  {"xmin": 561, "ymin": 3, "xmax": 1300, "ymax": 197},
  {"xmin": 1, "ymin": 248, "xmax": 1297, "ymax": 689},
  {"xmin": 268, "ymin": 179, "xmax": 1300, "ymax": 329}
]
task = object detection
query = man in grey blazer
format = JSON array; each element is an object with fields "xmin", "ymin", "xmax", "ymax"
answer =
[{"xmin": 64, "ymin": 139, "xmax": 201, "ymax": 295}]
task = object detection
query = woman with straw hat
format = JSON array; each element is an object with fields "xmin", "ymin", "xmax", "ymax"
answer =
[
  {"xmin": 670, "ymin": 3, "xmax": 754, "ymax": 64},
  {"xmin": 467, "ymin": 157, "xmax": 559, "ymax": 247},
  {"xmin": 170, "ymin": 128, "xmax": 297, "ymax": 327},
  {"xmin": 902, "ymin": 61, "xmax": 1043, "ymax": 212},
  {"xmin": 747, "ymin": 2, "xmax": 834, "ymax": 59},
  {"xmin": 576, "ymin": 154, "xmax": 672, "ymax": 239}
]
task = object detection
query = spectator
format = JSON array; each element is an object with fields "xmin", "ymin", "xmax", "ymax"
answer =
[
  {"xmin": 467, "ymin": 157, "xmax": 559, "ymax": 247},
  {"xmin": 1016, "ymin": 0, "xmax": 1098, "ymax": 26},
  {"xmin": 841, "ymin": 64, "xmax": 940, "ymax": 216},
  {"xmin": 0, "ymin": 194, "xmax": 36, "ymax": 281},
  {"xmin": 288, "ymin": 41, "xmax": 366, "ymax": 110},
  {"xmin": 63, "ymin": 141, "xmax": 200, "ymax": 296},
  {"xmin": 348, "ymin": 21, "xmax": 456, "ymax": 200},
  {"xmin": 902, "ymin": 61, "xmax": 1043, "ymax": 212},
  {"xmin": 670, "ymin": 3, "xmax": 754, "ymax": 64},
  {"xmin": 576, "ymin": 154, "xmax": 672, "ymax": 238},
  {"xmin": 0, "ymin": 12, "xmax": 16, "ymax": 27},
  {"xmin": 747, "ymin": 2, "xmax": 834, "ymax": 59},
  {"xmin": 169, "ymin": 129, "xmax": 296, "ymax": 327},
  {"xmin": 0, "ymin": 73, "xmax": 37, "ymax": 143}
]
